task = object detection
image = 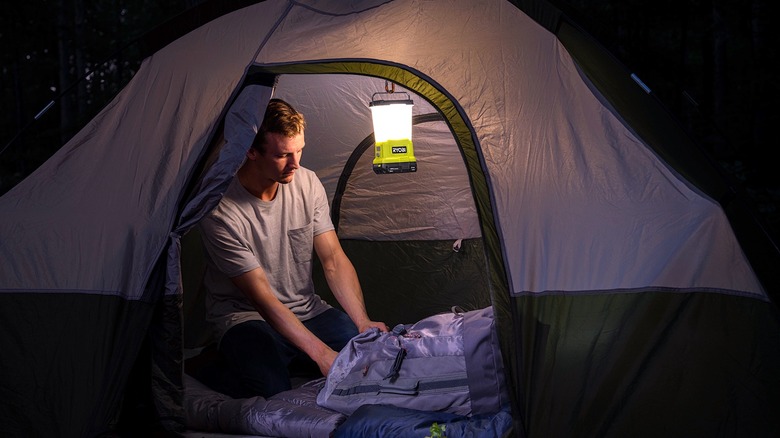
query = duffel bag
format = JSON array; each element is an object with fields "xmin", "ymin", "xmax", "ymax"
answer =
[{"xmin": 316, "ymin": 306, "xmax": 510, "ymax": 416}]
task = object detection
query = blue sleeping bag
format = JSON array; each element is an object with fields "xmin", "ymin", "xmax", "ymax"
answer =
[{"xmin": 332, "ymin": 404, "xmax": 514, "ymax": 437}]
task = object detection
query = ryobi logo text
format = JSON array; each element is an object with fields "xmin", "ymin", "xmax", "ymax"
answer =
[{"xmin": 391, "ymin": 146, "xmax": 407, "ymax": 154}]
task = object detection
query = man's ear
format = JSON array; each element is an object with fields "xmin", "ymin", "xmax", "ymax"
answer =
[{"xmin": 246, "ymin": 147, "xmax": 259, "ymax": 160}]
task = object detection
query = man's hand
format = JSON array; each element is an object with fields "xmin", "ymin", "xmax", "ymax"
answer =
[
  {"xmin": 315, "ymin": 322, "xmax": 386, "ymax": 376},
  {"xmin": 358, "ymin": 320, "xmax": 389, "ymax": 333}
]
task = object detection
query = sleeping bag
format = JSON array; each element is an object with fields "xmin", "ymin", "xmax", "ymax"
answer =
[
  {"xmin": 317, "ymin": 306, "xmax": 510, "ymax": 417},
  {"xmin": 331, "ymin": 404, "xmax": 513, "ymax": 438}
]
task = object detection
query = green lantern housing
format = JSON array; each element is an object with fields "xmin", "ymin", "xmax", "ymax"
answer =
[{"xmin": 369, "ymin": 92, "xmax": 416, "ymax": 174}]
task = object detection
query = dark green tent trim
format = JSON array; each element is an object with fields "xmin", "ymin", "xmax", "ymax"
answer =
[
  {"xmin": 0, "ymin": 293, "xmax": 158, "ymax": 436},
  {"xmin": 511, "ymin": 291, "xmax": 780, "ymax": 437}
]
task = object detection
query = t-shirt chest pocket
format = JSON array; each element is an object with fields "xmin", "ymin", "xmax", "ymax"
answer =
[{"xmin": 287, "ymin": 223, "xmax": 313, "ymax": 263}]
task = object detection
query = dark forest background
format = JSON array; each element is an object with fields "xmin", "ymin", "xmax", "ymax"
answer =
[{"xmin": 1, "ymin": 0, "xmax": 778, "ymax": 244}]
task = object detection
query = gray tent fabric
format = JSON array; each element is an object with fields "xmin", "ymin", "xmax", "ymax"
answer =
[
  {"xmin": 274, "ymin": 73, "xmax": 481, "ymax": 241},
  {"xmin": 1, "ymin": 0, "xmax": 779, "ymax": 437}
]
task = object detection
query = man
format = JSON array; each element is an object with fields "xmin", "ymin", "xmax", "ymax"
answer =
[{"xmin": 197, "ymin": 98, "xmax": 387, "ymax": 398}]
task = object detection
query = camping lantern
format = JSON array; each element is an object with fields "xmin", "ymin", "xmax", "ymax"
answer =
[{"xmin": 369, "ymin": 89, "xmax": 416, "ymax": 174}]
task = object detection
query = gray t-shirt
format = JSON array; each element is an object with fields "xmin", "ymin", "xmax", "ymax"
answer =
[{"xmin": 199, "ymin": 166, "xmax": 334, "ymax": 343}]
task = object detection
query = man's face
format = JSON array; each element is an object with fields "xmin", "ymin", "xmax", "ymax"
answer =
[{"xmin": 251, "ymin": 131, "xmax": 305, "ymax": 185}]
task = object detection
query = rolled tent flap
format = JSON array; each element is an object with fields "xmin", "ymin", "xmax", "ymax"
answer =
[{"xmin": 157, "ymin": 84, "xmax": 274, "ymax": 428}]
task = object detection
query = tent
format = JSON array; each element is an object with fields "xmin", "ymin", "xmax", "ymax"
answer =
[{"xmin": 1, "ymin": 0, "xmax": 779, "ymax": 436}]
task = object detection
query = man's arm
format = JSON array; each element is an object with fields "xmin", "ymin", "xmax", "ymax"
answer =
[
  {"xmin": 314, "ymin": 230, "xmax": 387, "ymax": 333},
  {"xmin": 230, "ymin": 267, "xmax": 337, "ymax": 376}
]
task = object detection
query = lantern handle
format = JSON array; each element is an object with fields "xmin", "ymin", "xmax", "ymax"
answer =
[{"xmin": 370, "ymin": 91, "xmax": 411, "ymax": 103}]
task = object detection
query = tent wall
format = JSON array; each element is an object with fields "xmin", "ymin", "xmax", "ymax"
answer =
[
  {"xmin": 313, "ymin": 239, "xmax": 493, "ymax": 326},
  {"xmin": 518, "ymin": 0, "xmax": 780, "ymax": 295},
  {"xmin": 511, "ymin": 292, "xmax": 780, "ymax": 437},
  {"xmin": 0, "ymin": 294, "xmax": 155, "ymax": 436}
]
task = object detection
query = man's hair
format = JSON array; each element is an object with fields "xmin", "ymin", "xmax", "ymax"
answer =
[{"xmin": 251, "ymin": 98, "xmax": 306, "ymax": 154}]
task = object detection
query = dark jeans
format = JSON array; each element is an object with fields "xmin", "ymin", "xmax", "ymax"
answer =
[{"xmin": 197, "ymin": 308, "xmax": 358, "ymax": 399}]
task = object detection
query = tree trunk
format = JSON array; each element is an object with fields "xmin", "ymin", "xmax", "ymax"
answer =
[
  {"xmin": 676, "ymin": 1, "xmax": 689, "ymax": 114},
  {"xmin": 74, "ymin": 0, "xmax": 86, "ymax": 120},
  {"xmin": 711, "ymin": 0, "xmax": 727, "ymax": 119},
  {"xmin": 708, "ymin": 0, "xmax": 729, "ymax": 157},
  {"xmin": 57, "ymin": 0, "xmax": 75, "ymax": 144},
  {"xmin": 749, "ymin": 0, "xmax": 774, "ymax": 186},
  {"xmin": 56, "ymin": 0, "xmax": 87, "ymax": 144}
]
